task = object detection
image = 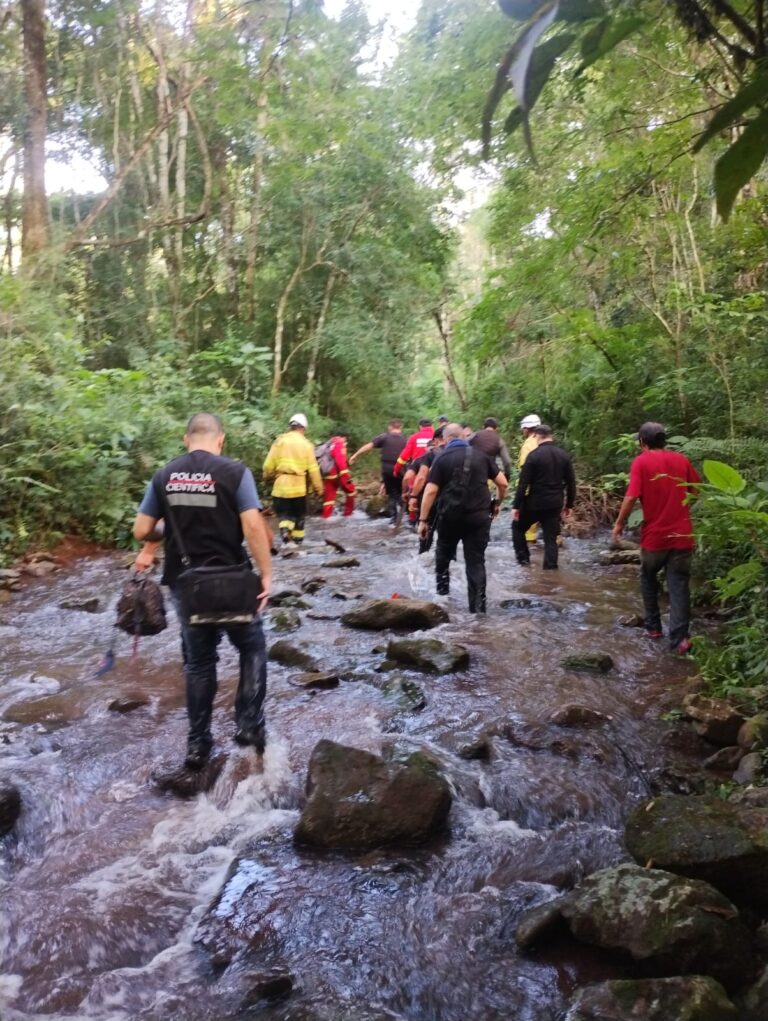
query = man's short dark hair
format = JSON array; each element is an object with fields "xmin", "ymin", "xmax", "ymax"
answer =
[
  {"xmin": 484, "ymin": 416, "xmax": 498, "ymax": 429},
  {"xmin": 438, "ymin": 415, "xmax": 449, "ymax": 423},
  {"xmin": 186, "ymin": 412, "xmax": 223, "ymax": 436},
  {"xmin": 433, "ymin": 425, "xmax": 445, "ymax": 440},
  {"xmin": 533, "ymin": 424, "xmax": 553, "ymax": 437},
  {"xmin": 419, "ymin": 418, "xmax": 432, "ymax": 427},
  {"xmin": 389, "ymin": 419, "xmax": 402, "ymax": 429},
  {"xmin": 638, "ymin": 422, "xmax": 666, "ymax": 448}
]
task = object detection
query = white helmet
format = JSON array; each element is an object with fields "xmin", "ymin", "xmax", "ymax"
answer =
[
  {"xmin": 289, "ymin": 413, "xmax": 308, "ymax": 429},
  {"xmin": 520, "ymin": 414, "xmax": 541, "ymax": 429}
]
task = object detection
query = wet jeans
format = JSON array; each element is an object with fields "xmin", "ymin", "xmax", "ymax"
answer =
[
  {"xmin": 640, "ymin": 548, "xmax": 693, "ymax": 649},
  {"xmin": 172, "ymin": 591, "xmax": 267, "ymax": 754},
  {"xmin": 435, "ymin": 515, "xmax": 490, "ymax": 613}
]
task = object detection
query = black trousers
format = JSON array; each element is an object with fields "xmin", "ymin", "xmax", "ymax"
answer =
[
  {"xmin": 513, "ymin": 505, "xmax": 562, "ymax": 569},
  {"xmin": 382, "ymin": 469, "xmax": 401, "ymax": 521},
  {"xmin": 435, "ymin": 515, "xmax": 491, "ymax": 613}
]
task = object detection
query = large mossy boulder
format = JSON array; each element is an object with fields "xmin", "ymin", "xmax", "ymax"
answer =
[
  {"xmin": 386, "ymin": 637, "xmax": 469, "ymax": 674},
  {"xmin": 558, "ymin": 864, "xmax": 754, "ymax": 989},
  {"xmin": 566, "ymin": 976, "xmax": 737, "ymax": 1021},
  {"xmin": 625, "ymin": 794, "xmax": 768, "ymax": 910},
  {"xmin": 0, "ymin": 784, "xmax": 21, "ymax": 836},
  {"xmin": 294, "ymin": 739, "xmax": 451, "ymax": 849},
  {"xmin": 341, "ymin": 598, "xmax": 448, "ymax": 631}
]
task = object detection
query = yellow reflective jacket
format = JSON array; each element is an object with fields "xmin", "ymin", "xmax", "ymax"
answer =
[
  {"xmin": 518, "ymin": 434, "xmax": 538, "ymax": 469},
  {"xmin": 263, "ymin": 431, "xmax": 322, "ymax": 499}
]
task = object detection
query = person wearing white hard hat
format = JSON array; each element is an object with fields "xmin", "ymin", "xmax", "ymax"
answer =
[
  {"xmin": 263, "ymin": 414, "xmax": 322, "ymax": 545},
  {"xmin": 518, "ymin": 414, "xmax": 542, "ymax": 543}
]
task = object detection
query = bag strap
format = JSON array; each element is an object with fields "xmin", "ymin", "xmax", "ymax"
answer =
[{"xmin": 159, "ymin": 486, "xmax": 192, "ymax": 568}]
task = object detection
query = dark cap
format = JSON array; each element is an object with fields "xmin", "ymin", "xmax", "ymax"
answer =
[
  {"xmin": 637, "ymin": 421, "xmax": 666, "ymax": 448},
  {"xmin": 533, "ymin": 424, "xmax": 553, "ymax": 437},
  {"xmin": 437, "ymin": 415, "xmax": 449, "ymax": 423},
  {"xmin": 483, "ymin": 416, "xmax": 498, "ymax": 429},
  {"xmin": 419, "ymin": 418, "xmax": 433, "ymax": 427}
]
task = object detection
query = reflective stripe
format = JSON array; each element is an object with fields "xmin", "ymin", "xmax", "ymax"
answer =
[
  {"xmin": 278, "ymin": 518, "xmax": 295, "ymax": 530},
  {"xmin": 292, "ymin": 529, "xmax": 305, "ymax": 539}
]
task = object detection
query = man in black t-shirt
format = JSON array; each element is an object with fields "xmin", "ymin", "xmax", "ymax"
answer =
[
  {"xmin": 350, "ymin": 419, "xmax": 407, "ymax": 523},
  {"xmin": 419, "ymin": 423, "xmax": 508, "ymax": 613},
  {"xmin": 133, "ymin": 413, "xmax": 272, "ymax": 770},
  {"xmin": 512, "ymin": 424, "xmax": 576, "ymax": 570}
]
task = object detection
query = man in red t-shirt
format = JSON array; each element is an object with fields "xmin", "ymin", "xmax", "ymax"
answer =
[{"xmin": 612, "ymin": 422, "xmax": 700, "ymax": 654}]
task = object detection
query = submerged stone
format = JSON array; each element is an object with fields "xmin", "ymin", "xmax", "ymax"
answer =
[
  {"xmin": 289, "ymin": 671, "xmax": 340, "ymax": 690},
  {"xmin": 566, "ymin": 976, "xmax": 737, "ymax": 1021},
  {"xmin": 386, "ymin": 637, "xmax": 469, "ymax": 674},
  {"xmin": 240, "ymin": 968, "xmax": 293, "ymax": 1008},
  {"xmin": 380, "ymin": 675, "xmax": 426, "ymax": 712},
  {"xmin": 268, "ymin": 608, "xmax": 302, "ymax": 633},
  {"xmin": 267, "ymin": 640, "xmax": 320, "ymax": 672},
  {"xmin": 323, "ymin": 557, "xmax": 360, "ymax": 569},
  {"xmin": 560, "ymin": 653, "xmax": 614, "ymax": 673},
  {"xmin": 342, "ymin": 598, "xmax": 448, "ymax": 631},
  {"xmin": 151, "ymin": 754, "xmax": 225, "ymax": 798},
  {"xmin": 549, "ymin": 704, "xmax": 611, "ymax": 727},
  {"xmin": 0, "ymin": 784, "xmax": 21, "ymax": 836},
  {"xmin": 294, "ymin": 739, "xmax": 451, "ymax": 849},
  {"xmin": 625, "ymin": 794, "xmax": 768, "ymax": 909},
  {"xmin": 108, "ymin": 696, "xmax": 149, "ymax": 713}
]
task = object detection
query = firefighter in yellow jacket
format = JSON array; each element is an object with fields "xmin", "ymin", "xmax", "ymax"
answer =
[
  {"xmin": 519, "ymin": 414, "xmax": 541, "ymax": 543},
  {"xmin": 263, "ymin": 413, "xmax": 323, "ymax": 545}
]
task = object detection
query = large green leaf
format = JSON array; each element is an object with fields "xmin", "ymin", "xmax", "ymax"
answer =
[
  {"xmin": 702, "ymin": 459, "xmax": 746, "ymax": 495},
  {"xmin": 693, "ymin": 71, "xmax": 768, "ymax": 153},
  {"xmin": 715, "ymin": 109, "xmax": 768, "ymax": 221},
  {"xmin": 504, "ymin": 32, "xmax": 577, "ymax": 134},
  {"xmin": 715, "ymin": 560, "xmax": 764, "ymax": 602},
  {"xmin": 576, "ymin": 15, "xmax": 644, "ymax": 75}
]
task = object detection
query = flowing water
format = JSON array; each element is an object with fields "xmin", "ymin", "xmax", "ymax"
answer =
[{"xmin": 0, "ymin": 516, "xmax": 700, "ymax": 1021}]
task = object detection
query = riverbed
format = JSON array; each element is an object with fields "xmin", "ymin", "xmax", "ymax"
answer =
[{"xmin": 0, "ymin": 514, "xmax": 699, "ymax": 1021}]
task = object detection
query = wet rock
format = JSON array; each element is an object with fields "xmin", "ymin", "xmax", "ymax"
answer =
[
  {"xmin": 267, "ymin": 640, "xmax": 320, "ymax": 672},
  {"xmin": 499, "ymin": 720, "xmax": 582, "ymax": 759},
  {"xmin": 455, "ymin": 735, "xmax": 492, "ymax": 761},
  {"xmin": 270, "ymin": 590, "xmax": 311, "ymax": 609},
  {"xmin": 380, "ymin": 675, "xmax": 426, "ymax": 712},
  {"xmin": 549, "ymin": 704, "xmax": 611, "ymax": 727},
  {"xmin": 598, "ymin": 549, "xmax": 641, "ymax": 565},
  {"xmin": 560, "ymin": 653, "xmax": 614, "ymax": 673},
  {"xmin": 0, "ymin": 569, "xmax": 21, "ymax": 591},
  {"xmin": 268, "ymin": 608, "xmax": 302, "ymax": 633},
  {"xmin": 151, "ymin": 754, "xmax": 225, "ymax": 798},
  {"xmin": 300, "ymin": 576, "xmax": 326, "ymax": 594},
  {"xmin": 610, "ymin": 537, "xmax": 640, "ymax": 551},
  {"xmin": 331, "ymin": 590, "xmax": 356, "ymax": 600},
  {"xmin": 0, "ymin": 784, "xmax": 22, "ymax": 836},
  {"xmin": 374, "ymin": 659, "xmax": 399, "ymax": 673},
  {"xmin": 625, "ymin": 794, "xmax": 768, "ymax": 910},
  {"xmin": 365, "ymin": 493, "xmax": 388, "ymax": 517},
  {"xmin": 703, "ymin": 746, "xmax": 743, "ymax": 772},
  {"xmin": 58, "ymin": 595, "xmax": 100, "ymax": 613},
  {"xmin": 730, "ymin": 786, "xmax": 768, "ymax": 808},
  {"xmin": 386, "ymin": 637, "xmax": 469, "ymax": 674},
  {"xmin": 240, "ymin": 968, "xmax": 293, "ymax": 1007},
  {"xmin": 305, "ymin": 611, "xmax": 341, "ymax": 622},
  {"xmin": 738, "ymin": 713, "xmax": 768, "ymax": 750},
  {"xmin": 682, "ymin": 693, "xmax": 745, "ymax": 746},
  {"xmin": 323, "ymin": 557, "xmax": 360, "ymax": 569},
  {"xmin": 515, "ymin": 896, "xmax": 569, "ymax": 949},
  {"xmin": 294, "ymin": 739, "xmax": 451, "ymax": 849},
  {"xmin": 289, "ymin": 671, "xmax": 340, "ymax": 690},
  {"xmin": 559, "ymin": 863, "xmax": 754, "ymax": 989},
  {"xmin": 324, "ymin": 537, "xmax": 346, "ymax": 553},
  {"xmin": 734, "ymin": 752, "xmax": 763, "ymax": 785},
  {"xmin": 342, "ymin": 598, "xmax": 449, "ymax": 632},
  {"xmin": 737, "ymin": 963, "xmax": 768, "ymax": 1021},
  {"xmin": 0, "ymin": 590, "xmax": 12, "ymax": 605},
  {"xmin": 500, "ymin": 597, "xmax": 538, "ymax": 610},
  {"xmin": 108, "ymin": 696, "xmax": 149, "ymax": 713},
  {"xmin": 23, "ymin": 560, "xmax": 58, "ymax": 577},
  {"xmin": 566, "ymin": 976, "xmax": 737, "ymax": 1021},
  {"xmin": 617, "ymin": 612, "xmax": 644, "ymax": 627}
]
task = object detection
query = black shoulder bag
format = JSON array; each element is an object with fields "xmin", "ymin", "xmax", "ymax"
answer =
[
  {"xmin": 436, "ymin": 446, "xmax": 474, "ymax": 523},
  {"xmin": 164, "ymin": 500, "xmax": 263, "ymax": 626}
]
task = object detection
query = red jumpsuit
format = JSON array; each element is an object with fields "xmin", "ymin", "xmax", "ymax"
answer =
[
  {"xmin": 393, "ymin": 426, "xmax": 434, "ymax": 477},
  {"xmin": 322, "ymin": 436, "xmax": 356, "ymax": 518}
]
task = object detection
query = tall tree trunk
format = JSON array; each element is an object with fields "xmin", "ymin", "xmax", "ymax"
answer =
[
  {"xmin": 21, "ymin": 0, "xmax": 49, "ymax": 260},
  {"xmin": 243, "ymin": 88, "xmax": 268, "ymax": 321}
]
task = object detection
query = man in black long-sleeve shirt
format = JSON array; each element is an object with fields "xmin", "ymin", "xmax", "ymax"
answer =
[{"xmin": 512, "ymin": 425, "xmax": 576, "ymax": 569}]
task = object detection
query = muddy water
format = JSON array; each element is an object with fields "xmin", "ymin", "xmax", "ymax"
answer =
[{"xmin": 0, "ymin": 516, "xmax": 698, "ymax": 1021}]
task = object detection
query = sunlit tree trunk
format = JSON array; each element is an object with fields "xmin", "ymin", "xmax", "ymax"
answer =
[{"xmin": 21, "ymin": 0, "xmax": 49, "ymax": 260}]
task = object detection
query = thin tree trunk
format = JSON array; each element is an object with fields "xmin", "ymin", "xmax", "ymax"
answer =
[
  {"xmin": 21, "ymin": 0, "xmax": 48, "ymax": 260},
  {"xmin": 243, "ymin": 88, "xmax": 268, "ymax": 321},
  {"xmin": 433, "ymin": 307, "xmax": 467, "ymax": 411},
  {"xmin": 306, "ymin": 268, "xmax": 338, "ymax": 388}
]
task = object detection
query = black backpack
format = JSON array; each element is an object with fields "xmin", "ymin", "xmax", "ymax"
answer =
[
  {"xmin": 115, "ymin": 575, "xmax": 167, "ymax": 636},
  {"xmin": 437, "ymin": 447, "xmax": 473, "ymax": 522}
]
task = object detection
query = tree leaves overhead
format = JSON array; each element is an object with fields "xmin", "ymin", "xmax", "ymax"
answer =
[{"xmin": 487, "ymin": 0, "xmax": 768, "ymax": 217}]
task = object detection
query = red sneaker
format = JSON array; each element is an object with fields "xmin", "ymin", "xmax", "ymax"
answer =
[
  {"xmin": 645, "ymin": 629, "xmax": 663, "ymax": 640},
  {"xmin": 674, "ymin": 637, "xmax": 693, "ymax": 656}
]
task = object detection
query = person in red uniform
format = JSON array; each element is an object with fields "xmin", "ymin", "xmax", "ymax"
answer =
[
  {"xmin": 321, "ymin": 433, "xmax": 356, "ymax": 519},
  {"xmin": 393, "ymin": 419, "xmax": 434, "ymax": 478},
  {"xmin": 612, "ymin": 422, "xmax": 700, "ymax": 654}
]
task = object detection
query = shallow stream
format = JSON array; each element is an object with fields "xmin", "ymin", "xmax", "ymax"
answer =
[{"xmin": 0, "ymin": 515, "xmax": 699, "ymax": 1021}]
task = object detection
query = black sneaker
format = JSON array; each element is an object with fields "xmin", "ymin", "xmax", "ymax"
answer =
[
  {"xmin": 234, "ymin": 725, "xmax": 266, "ymax": 755},
  {"xmin": 184, "ymin": 744, "xmax": 209, "ymax": 771}
]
